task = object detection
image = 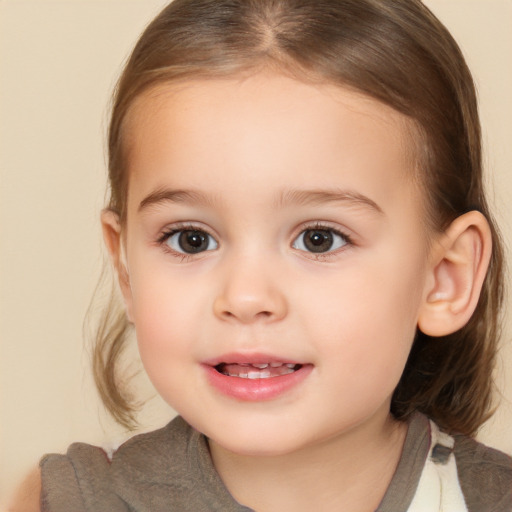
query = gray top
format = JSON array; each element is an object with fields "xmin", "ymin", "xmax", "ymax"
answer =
[{"xmin": 40, "ymin": 413, "xmax": 512, "ymax": 511}]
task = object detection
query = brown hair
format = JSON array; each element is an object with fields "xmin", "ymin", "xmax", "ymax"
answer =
[{"xmin": 93, "ymin": 0, "xmax": 505, "ymax": 434}]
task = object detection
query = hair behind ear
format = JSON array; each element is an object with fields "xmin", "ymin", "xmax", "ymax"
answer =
[
  {"xmin": 392, "ymin": 210, "xmax": 504, "ymax": 436},
  {"xmin": 84, "ymin": 211, "xmax": 139, "ymax": 430},
  {"xmin": 85, "ymin": 261, "xmax": 138, "ymax": 430}
]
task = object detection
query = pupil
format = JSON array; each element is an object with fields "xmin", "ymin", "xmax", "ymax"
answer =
[
  {"xmin": 179, "ymin": 230, "xmax": 208, "ymax": 253},
  {"xmin": 305, "ymin": 230, "xmax": 333, "ymax": 253}
]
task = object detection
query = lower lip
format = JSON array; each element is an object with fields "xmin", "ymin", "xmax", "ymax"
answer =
[{"xmin": 203, "ymin": 364, "xmax": 313, "ymax": 401}]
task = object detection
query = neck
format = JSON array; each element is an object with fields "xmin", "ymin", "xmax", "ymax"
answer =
[{"xmin": 209, "ymin": 410, "xmax": 407, "ymax": 512}]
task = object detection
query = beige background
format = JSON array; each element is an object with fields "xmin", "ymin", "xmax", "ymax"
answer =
[{"xmin": 1, "ymin": 0, "xmax": 511, "ymax": 505}]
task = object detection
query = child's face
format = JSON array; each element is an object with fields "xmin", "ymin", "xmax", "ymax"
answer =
[{"xmin": 119, "ymin": 73, "xmax": 434, "ymax": 456}]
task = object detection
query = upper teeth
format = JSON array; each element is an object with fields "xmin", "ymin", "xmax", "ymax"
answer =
[
  {"xmin": 230, "ymin": 362, "xmax": 296, "ymax": 369},
  {"xmin": 218, "ymin": 361, "xmax": 299, "ymax": 379},
  {"xmin": 247, "ymin": 370, "xmax": 271, "ymax": 379},
  {"xmin": 227, "ymin": 367, "xmax": 295, "ymax": 379}
]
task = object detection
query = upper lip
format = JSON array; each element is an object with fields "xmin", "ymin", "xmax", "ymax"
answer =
[{"xmin": 202, "ymin": 352, "xmax": 305, "ymax": 366}]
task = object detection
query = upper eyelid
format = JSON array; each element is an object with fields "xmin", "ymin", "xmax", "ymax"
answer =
[
  {"xmin": 157, "ymin": 221, "xmax": 350, "ymax": 234},
  {"xmin": 157, "ymin": 225, "xmax": 219, "ymax": 258},
  {"xmin": 291, "ymin": 225, "xmax": 353, "ymax": 261},
  {"xmin": 294, "ymin": 225, "xmax": 351, "ymax": 243},
  {"xmin": 293, "ymin": 221, "xmax": 353, "ymax": 240},
  {"xmin": 155, "ymin": 220, "xmax": 354, "ymax": 246},
  {"xmin": 292, "ymin": 222, "xmax": 354, "ymax": 254},
  {"xmin": 157, "ymin": 222, "xmax": 218, "ymax": 241}
]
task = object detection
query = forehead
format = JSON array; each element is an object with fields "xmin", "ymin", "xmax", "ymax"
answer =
[
  {"xmin": 122, "ymin": 73, "xmax": 421, "ymax": 215},
  {"xmin": 124, "ymin": 73, "xmax": 414, "ymax": 150}
]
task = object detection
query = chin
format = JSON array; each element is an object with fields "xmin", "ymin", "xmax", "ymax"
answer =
[{"xmin": 202, "ymin": 420, "xmax": 315, "ymax": 457}]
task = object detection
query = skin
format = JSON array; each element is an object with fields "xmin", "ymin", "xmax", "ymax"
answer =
[
  {"xmin": 9, "ymin": 74, "xmax": 492, "ymax": 511},
  {"xmin": 104, "ymin": 73, "xmax": 488, "ymax": 511},
  {"xmin": 114, "ymin": 73, "xmax": 435, "ymax": 511}
]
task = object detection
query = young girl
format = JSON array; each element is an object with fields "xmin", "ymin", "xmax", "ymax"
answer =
[{"xmin": 25, "ymin": 0, "xmax": 512, "ymax": 510}]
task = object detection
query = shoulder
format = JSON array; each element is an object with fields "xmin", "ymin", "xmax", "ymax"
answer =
[
  {"xmin": 39, "ymin": 417, "xmax": 248, "ymax": 512},
  {"xmin": 112, "ymin": 414, "xmax": 192, "ymax": 471},
  {"xmin": 38, "ymin": 418, "xmax": 189, "ymax": 512},
  {"xmin": 453, "ymin": 433, "xmax": 512, "ymax": 512},
  {"xmin": 110, "ymin": 416, "xmax": 249, "ymax": 511},
  {"xmin": 109, "ymin": 416, "xmax": 213, "ymax": 508},
  {"xmin": 40, "ymin": 442, "xmax": 127, "ymax": 512}
]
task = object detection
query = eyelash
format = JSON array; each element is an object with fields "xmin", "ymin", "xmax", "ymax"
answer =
[
  {"xmin": 156, "ymin": 223, "xmax": 217, "ymax": 261},
  {"xmin": 292, "ymin": 222, "xmax": 353, "ymax": 260},
  {"xmin": 156, "ymin": 222, "xmax": 353, "ymax": 260}
]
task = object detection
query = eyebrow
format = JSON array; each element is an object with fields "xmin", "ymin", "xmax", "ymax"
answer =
[
  {"xmin": 276, "ymin": 189, "xmax": 384, "ymax": 215},
  {"xmin": 138, "ymin": 188, "xmax": 217, "ymax": 211},
  {"xmin": 138, "ymin": 186, "xmax": 384, "ymax": 215}
]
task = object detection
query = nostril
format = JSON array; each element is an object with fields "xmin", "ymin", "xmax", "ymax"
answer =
[
  {"xmin": 213, "ymin": 288, "xmax": 287, "ymax": 324},
  {"xmin": 221, "ymin": 309, "xmax": 272, "ymax": 319}
]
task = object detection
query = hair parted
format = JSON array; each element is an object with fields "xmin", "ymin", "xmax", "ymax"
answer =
[{"xmin": 93, "ymin": 0, "xmax": 505, "ymax": 434}]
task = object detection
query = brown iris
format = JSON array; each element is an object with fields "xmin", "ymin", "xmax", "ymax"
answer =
[{"xmin": 302, "ymin": 229, "xmax": 334, "ymax": 253}]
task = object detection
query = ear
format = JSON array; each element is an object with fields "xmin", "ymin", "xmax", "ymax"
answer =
[
  {"xmin": 101, "ymin": 209, "xmax": 134, "ymax": 322},
  {"xmin": 418, "ymin": 211, "xmax": 492, "ymax": 337}
]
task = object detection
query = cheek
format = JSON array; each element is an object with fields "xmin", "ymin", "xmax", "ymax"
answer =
[
  {"xmin": 304, "ymin": 254, "xmax": 425, "ymax": 370},
  {"xmin": 127, "ymin": 258, "xmax": 217, "ymax": 368},
  {"xmin": 307, "ymin": 258, "xmax": 423, "ymax": 325},
  {"xmin": 130, "ymin": 284, "xmax": 196, "ymax": 402},
  {"xmin": 128, "ymin": 267, "xmax": 187, "ymax": 359}
]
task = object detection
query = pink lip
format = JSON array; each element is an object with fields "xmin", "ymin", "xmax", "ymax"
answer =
[{"xmin": 202, "ymin": 353, "xmax": 313, "ymax": 401}]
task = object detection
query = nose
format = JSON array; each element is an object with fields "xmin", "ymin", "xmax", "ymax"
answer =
[{"xmin": 213, "ymin": 256, "xmax": 288, "ymax": 324}]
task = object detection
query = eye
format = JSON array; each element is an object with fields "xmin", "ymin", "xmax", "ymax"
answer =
[
  {"xmin": 292, "ymin": 227, "xmax": 348, "ymax": 254},
  {"xmin": 165, "ymin": 229, "xmax": 218, "ymax": 254}
]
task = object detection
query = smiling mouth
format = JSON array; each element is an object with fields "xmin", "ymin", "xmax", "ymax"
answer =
[{"xmin": 215, "ymin": 362, "xmax": 303, "ymax": 379}]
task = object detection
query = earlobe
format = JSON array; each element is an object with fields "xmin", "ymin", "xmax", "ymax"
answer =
[
  {"xmin": 101, "ymin": 209, "xmax": 134, "ymax": 322},
  {"xmin": 418, "ymin": 211, "xmax": 492, "ymax": 337}
]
